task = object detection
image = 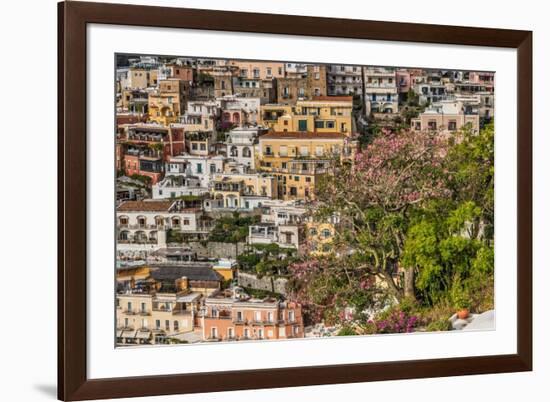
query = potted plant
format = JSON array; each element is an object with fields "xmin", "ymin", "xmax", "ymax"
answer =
[{"xmin": 452, "ymin": 290, "xmax": 471, "ymax": 320}]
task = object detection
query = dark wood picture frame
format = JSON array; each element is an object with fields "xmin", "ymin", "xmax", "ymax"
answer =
[{"xmin": 58, "ymin": 1, "xmax": 532, "ymax": 400}]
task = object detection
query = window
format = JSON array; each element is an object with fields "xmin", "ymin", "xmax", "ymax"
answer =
[
  {"xmin": 255, "ymin": 311, "xmax": 262, "ymax": 322},
  {"xmin": 305, "ymin": 177, "xmax": 312, "ymax": 183},
  {"xmin": 258, "ymin": 329, "xmax": 264, "ymax": 339},
  {"xmin": 315, "ymin": 120, "xmax": 324, "ymax": 129},
  {"xmin": 253, "ymin": 68, "xmax": 260, "ymax": 78},
  {"xmin": 236, "ymin": 311, "xmax": 243, "ymax": 321},
  {"xmin": 300, "ymin": 146, "xmax": 309, "ymax": 156},
  {"xmin": 211, "ymin": 327, "xmax": 218, "ymax": 339},
  {"xmin": 266, "ymin": 67, "xmax": 272, "ymax": 77},
  {"xmin": 309, "ymin": 227, "xmax": 317, "ymax": 236},
  {"xmin": 279, "ymin": 146, "xmax": 288, "ymax": 156},
  {"xmin": 183, "ymin": 219, "xmax": 190, "ymax": 225},
  {"xmin": 211, "ymin": 307, "xmax": 218, "ymax": 318},
  {"xmin": 294, "ymin": 176, "xmax": 300, "ymax": 182},
  {"xmin": 173, "ymin": 320, "xmax": 179, "ymax": 331},
  {"xmin": 210, "ymin": 164, "xmax": 216, "ymax": 173},
  {"xmin": 155, "ymin": 320, "xmax": 161, "ymax": 329},
  {"xmin": 124, "ymin": 318, "xmax": 129, "ymax": 327},
  {"xmin": 288, "ymin": 310, "xmax": 295, "ymax": 322},
  {"xmin": 326, "ymin": 121, "xmax": 335, "ymax": 129},
  {"xmin": 140, "ymin": 302, "xmax": 146, "ymax": 313},
  {"xmin": 321, "ymin": 228, "xmax": 332, "ymax": 239},
  {"xmin": 265, "ymin": 146, "xmax": 273, "ymax": 156},
  {"xmin": 165, "ymin": 320, "xmax": 170, "ymax": 330},
  {"xmin": 298, "ymin": 120, "xmax": 308, "ymax": 132},
  {"xmin": 448, "ymin": 120, "xmax": 457, "ymax": 131},
  {"xmin": 228, "ymin": 327, "xmax": 234, "ymax": 338},
  {"xmin": 127, "ymin": 302, "xmax": 132, "ymax": 312},
  {"xmin": 315, "ymin": 146, "xmax": 324, "ymax": 156},
  {"xmin": 196, "ymin": 163, "xmax": 203, "ymax": 173}
]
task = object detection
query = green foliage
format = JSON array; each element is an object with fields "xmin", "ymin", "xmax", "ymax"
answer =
[
  {"xmin": 337, "ymin": 326, "xmax": 357, "ymax": 336},
  {"xmin": 208, "ymin": 213, "xmax": 259, "ymax": 243},
  {"xmin": 237, "ymin": 243, "xmax": 296, "ymax": 276},
  {"xmin": 166, "ymin": 228, "xmax": 184, "ymax": 243},
  {"xmin": 129, "ymin": 174, "xmax": 152, "ymax": 186},
  {"xmin": 426, "ymin": 317, "xmax": 451, "ymax": 332}
]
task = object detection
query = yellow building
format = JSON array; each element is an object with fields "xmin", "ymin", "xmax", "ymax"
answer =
[
  {"xmin": 211, "ymin": 173, "xmax": 277, "ymax": 208},
  {"xmin": 306, "ymin": 221, "xmax": 336, "ymax": 255},
  {"xmin": 260, "ymin": 96, "xmax": 354, "ymax": 136},
  {"xmin": 148, "ymin": 79, "xmax": 189, "ymax": 125},
  {"xmin": 257, "ymin": 132, "xmax": 356, "ymax": 200},
  {"xmin": 212, "ymin": 259, "xmax": 238, "ymax": 281}
]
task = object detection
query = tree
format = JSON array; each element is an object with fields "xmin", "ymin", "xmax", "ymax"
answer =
[{"xmin": 315, "ymin": 129, "xmax": 450, "ymax": 300}]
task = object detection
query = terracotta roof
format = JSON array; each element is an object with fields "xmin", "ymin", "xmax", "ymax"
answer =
[
  {"xmin": 260, "ymin": 132, "xmax": 345, "ymax": 140},
  {"xmin": 311, "ymin": 96, "xmax": 353, "ymax": 102},
  {"xmin": 117, "ymin": 200, "xmax": 174, "ymax": 212}
]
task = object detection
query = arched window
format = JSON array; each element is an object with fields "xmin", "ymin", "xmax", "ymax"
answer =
[
  {"xmin": 242, "ymin": 147, "xmax": 251, "ymax": 157},
  {"xmin": 118, "ymin": 215, "xmax": 129, "ymax": 227},
  {"xmin": 321, "ymin": 228, "xmax": 332, "ymax": 239},
  {"xmin": 149, "ymin": 231, "xmax": 158, "ymax": 241},
  {"xmin": 230, "ymin": 146, "xmax": 238, "ymax": 157},
  {"xmin": 134, "ymin": 231, "xmax": 147, "ymax": 242},
  {"xmin": 119, "ymin": 230, "xmax": 129, "ymax": 241},
  {"xmin": 154, "ymin": 216, "xmax": 164, "ymax": 227},
  {"xmin": 171, "ymin": 216, "xmax": 181, "ymax": 227},
  {"xmin": 232, "ymin": 112, "xmax": 240, "ymax": 124},
  {"xmin": 137, "ymin": 215, "xmax": 147, "ymax": 228}
]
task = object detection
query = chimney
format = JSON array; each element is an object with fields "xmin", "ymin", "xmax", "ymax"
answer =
[{"xmin": 175, "ymin": 276, "xmax": 189, "ymax": 292}]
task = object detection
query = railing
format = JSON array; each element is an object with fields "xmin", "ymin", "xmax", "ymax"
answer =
[
  {"xmin": 172, "ymin": 309, "xmax": 192, "ymax": 316},
  {"xmin": 118, "ymin": 239, "xmax": 157, "ymax": 244}
]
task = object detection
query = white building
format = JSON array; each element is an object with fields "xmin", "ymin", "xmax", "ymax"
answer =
[
  {"xmin": 152, "ymin": 175, "xmax": 209, "ymax": 199},
  {"xmin": 179, "ymin": 100, "xmax": 219, "ymax": 131},
  {"xmin": 116, "ymin": 200, "xmax": 212, "ymax": 251},
  {"xmin": 217, "ymin": 95, "xmax": 261, "ymax": 126},
  {"xmin": 327, "ymin": 65, "xmax": 363, "ymax": 97},
  {"xmin": 226, "ymin": 127, "xmax": 266, "ymax": 170},
  {"xmin": 165, "ymin": 154, "xmax": 226, "ymax": 188},
  {"xmin": 363, "ymin": 67, "xmax": 399, "ymax": 115},
  {"xmin": 248, "ymin": 200, "xmax": 307, "ymax": 249}
]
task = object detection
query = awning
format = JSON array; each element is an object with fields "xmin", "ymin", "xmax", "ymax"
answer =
[
  {"xmin": 176, "ymin": 292, "xmax": 201, "ymax": 303},
  {"xmin": 135, "ymin": 330, "xmax": 151, "ymax": 339},
  {"xmin": 121, "ymin": 330, "xmax": 136, "ymax": 338}
]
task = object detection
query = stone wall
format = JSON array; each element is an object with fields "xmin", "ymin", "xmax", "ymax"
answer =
[
  {"xmin": 185, "ymin": 241, "xmax": 247, "ymax": 259},
  {"xmin": 237, "ymin": 272, "xmax": 289, "ymax": 296}
]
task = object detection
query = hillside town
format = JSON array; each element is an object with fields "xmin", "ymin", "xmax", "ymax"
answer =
[{"xmin": 115, "ymin": 55, "xmax": 495, "ymax": 346}]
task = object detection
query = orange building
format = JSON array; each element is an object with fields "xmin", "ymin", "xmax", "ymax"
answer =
[{"xmin": 201, "ymin": 291, "xmax": 304, "ymax": 342}]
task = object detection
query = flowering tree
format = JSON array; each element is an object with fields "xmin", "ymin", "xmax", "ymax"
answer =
[
  {"xmin": 289, "ymin": 124, "xmax": 495, "ymax": 329},
  {"xmin": 315, "ymin": 129, "xmax": 451, "ymax": 300}
]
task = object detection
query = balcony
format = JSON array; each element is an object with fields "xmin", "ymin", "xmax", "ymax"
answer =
[{"xmin": 172, "ymin": 309, "xmax": 192, "ymax": 316}]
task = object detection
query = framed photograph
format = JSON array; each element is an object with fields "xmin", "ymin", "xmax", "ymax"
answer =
[{"xmin": 58, "ymin": 1, "xmax": 532, "ymax": 400}]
